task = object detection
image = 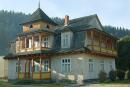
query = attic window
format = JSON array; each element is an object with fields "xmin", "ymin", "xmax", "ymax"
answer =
[
  {"xmin": 46, "ymin": 25, "xmax": 50, "ymax": 28},
  {"xmin": 30, "ymin": 24, "xmax": 33, "ymax": 29}
]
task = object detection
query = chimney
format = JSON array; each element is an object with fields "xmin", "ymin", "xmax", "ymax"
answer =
[{"xmin": 64, "ymin": 15, "xmax": 69, "ymax": 26}]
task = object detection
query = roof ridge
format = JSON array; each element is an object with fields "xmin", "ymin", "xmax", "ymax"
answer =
[{"xmin": 70, "ymin": 14, "xmax": 97, "ymax": 22}]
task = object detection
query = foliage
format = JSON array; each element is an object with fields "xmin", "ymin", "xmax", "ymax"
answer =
[
  {"xmin": 127, "ymin": 70, "xmax": 130, "ymax": 79},
  {"xmin": 117, "ymin": 70, "xmax": 125, "ymax": 80},
  {"xmin": 109, "ymin": 70, "xmax": 116, "ymax": 81},
  {"xmin": 116, "ymin": 36, "xmax": 130, "ymax": 71},
  {"xmin": 98, "ymin": 71, "xmax": 107, "ymax": 82}
]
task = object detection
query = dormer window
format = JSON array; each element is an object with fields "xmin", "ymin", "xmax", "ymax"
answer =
[
  {"xmin": 29, "ymin": 24, "xmax": 33, "ymax": 29},
  {"xmin": 61, "ymin": 32, "xmax": 73, "ymax": 48},
  {"xmin": 46, "ymin": 25, "xmax": 50, "ymax": 29}
]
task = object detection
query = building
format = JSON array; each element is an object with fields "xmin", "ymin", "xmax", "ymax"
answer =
[
  {"xmin": 4, "ymin": 7, "xmax": 117, "ymax": 82},
  {"xmin": 0, "ymin": 56, "xmax": 8, "ymax": 79}
]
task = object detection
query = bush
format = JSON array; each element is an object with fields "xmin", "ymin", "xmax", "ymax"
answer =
[
  {"xmin": 109, "ymin": 70, "xmax": 116, "ymax": 81},
  {"xmin": 127, "ymin": 70, "xmax": 130, "ymax": 79},
  {"xmin": 117, "ymin": 70, "xmax": 125, "ymax": 80},
  {"xmin": 98, "ymin": 71, "xmax": 107, "ymax": 82}
]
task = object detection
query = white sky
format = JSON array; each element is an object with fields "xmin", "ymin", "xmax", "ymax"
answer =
[{"xmin": 0, "ymin": 0, "xmax": 130, "ymax": 29}]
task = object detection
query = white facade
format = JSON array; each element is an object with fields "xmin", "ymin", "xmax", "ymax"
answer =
[
  {"xmin": 8, "ymin": 59, "xmax": 18, "ymax": 80},
  {"xmin": 51, "ymin": 53, "xmax": 115, "ymax": 81},
  {"xmin": 0, "ymin": 56, "xmax": 8, "ymax": 79}
]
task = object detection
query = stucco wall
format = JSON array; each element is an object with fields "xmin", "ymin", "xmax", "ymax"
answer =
[
  {"xmin": 51, "ymin": 53, "xmax": 115, "ymax": 81},
  {"xmin": 8, "ymin": 59, "xmax": 18, "ymax": 80},
  {"xmin": 0, "ymin": 56, "xmax": 8, "ymax": 79}
]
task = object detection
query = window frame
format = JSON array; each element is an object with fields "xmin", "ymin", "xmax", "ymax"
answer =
[
  {"xmin": 61, "ymin": 58, "xmax": 71, "ymax": 73},
  {"xmin": 61, "ymin": 32, "xmax": 72, "ymax": 48},
  {"xmin": 88, "ymin": 59, "xmax": 94, "ymax": 72}
]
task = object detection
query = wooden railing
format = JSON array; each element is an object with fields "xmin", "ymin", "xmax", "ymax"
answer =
[
  {"xmin": 87, "ymin": 45, "xmax": 117, "ymax": 56},
  {"xmin": 19, "ymin": 72, "xmax": 51, "ymax": 80},
  {"xmin": 16, "ymin": 47, "xmax": 52, "ymax": 53}
]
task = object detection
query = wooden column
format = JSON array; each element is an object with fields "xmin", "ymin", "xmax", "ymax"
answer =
[
  {"xmin": 39, "ymin": 34, "xmax": 42, "ymax": 50},
  {"xmin": 25, "ymin": 37, "xmax": 27, "ymax": 52},
  {"xmin": 32, "ymin": 35, "xmax": 34, "ymax": 51},
  {"xmin": 49, "ymin": 57, "xmax": 51, "ymax": 79},
  {"xmin": 39, "ymin": 57, "xmax": 42, "ymax": 80},
  {"xmin": 99, "ymin": 32, "xmax": 102, "ymax": 52},
  {"xmin": 18, "ymin": 37, "xmax": 20, "ymax": 52},
  {"xmin": 18, "ymin": 57, "xmax": 20, "ymax": 79},
  {"xmin": 24, "ymin": 59, "xmax": 27, "ymax": 79},
  {"xmin": 105, "ymin": 36, "xmax": 108, "ymax": 53},
  {"xmin": 91, "ymin": 30, "xmax": 94, "ymax": 50},
  {"xmin": 31, "ymin": 58, "xmax": 34, "ymax": 79}
]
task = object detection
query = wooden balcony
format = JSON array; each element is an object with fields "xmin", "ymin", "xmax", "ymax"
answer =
[
  {"xmin": 16, "ymin": 47, "xmax": 52, "ymax": 54},
  {"xmin": 87, "ymin": 45, "xmax": 117, "ymax": 57}
]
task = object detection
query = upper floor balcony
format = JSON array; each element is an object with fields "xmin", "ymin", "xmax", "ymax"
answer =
[
  {"xmin": 16, "ymin": 32, "xmax": 53, "ymax": 54},
  {"xmin": 85, "ymin": 29, "xmax": 117, "ymax": 57}
]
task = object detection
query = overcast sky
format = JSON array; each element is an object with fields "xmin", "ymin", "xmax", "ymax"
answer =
[{"xmin": 0, "ymin": 0, "xmax": 130, "ymax": 29}]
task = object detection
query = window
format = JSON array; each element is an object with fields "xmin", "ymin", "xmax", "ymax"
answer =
[
  {"xmin": 46, "ymin": 25, "xmax": 50, "ymax": 28},
  {"xmin": 34, "ymin": 36, "xmax": 39, "ymax": 48},
  {"xmin": 61, "ymin": 59, "xmax": 71, "ymax": 72},
  {"xmin": 88, "ymin": 59, "xmax": 94, "ymax": 72},
  {"xmin": 61, "ymin": 32, "xmax": 72, "ymax": 48},
  {"xmin": 29, "ymin": 24, "xmax": 33, "ymax": 29},
  {"xmin": 42, "ymin": 37, "xmax": 49, "ymax": 47},
  {"xmin": 109, "ymin": 61, "xmax": 113, "ymax": 70},
  {"xmin": 34, "ymin": 59, "xmax": 40, "ymax": 72},
  {"xmin": 42, "ymin": 59, "xmax": 49, "ymax": 72},
  {"xmin": 26, "ymin": 37, "xmax": 32, "ymax": 48},
  {"xmin": 16, "ymin": 63, "xmax": 21, "ymax": 72},
  {"xmin": 100, "ymin": 60, "xmax": 105, "ymax": 71}
]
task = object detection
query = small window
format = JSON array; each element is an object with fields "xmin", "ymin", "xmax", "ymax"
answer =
[
  {"xmin": 29, "ymin": 24, "xmax": 33, "ymax": 29},
  {"xmin": 46, "ymin": 25, "xmax": 50, "ymax": 28},
  {"xmin": 61, "ymin": 59, "xmax": 71, "ymax": 72},
  {"xmin": 88, "ymin": 59, "xmax": 94, "ymax": 72}
]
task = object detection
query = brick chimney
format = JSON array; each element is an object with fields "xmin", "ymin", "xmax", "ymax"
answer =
[{"xmin": 64, "ymin": 15, "xmax": 69, "ymax": 26}]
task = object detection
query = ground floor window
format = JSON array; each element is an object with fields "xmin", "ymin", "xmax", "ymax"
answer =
[
  {"xmin": 88, "ymin": 59, "xmax": 94, "ymax": 72},
  {"xmin": 100, "ymin": 60, "xmax": 105, "ymax": 71},
  {"xmin": 42, "ymin": 59, "xmax": 49, "ymax": 72},
  {"xmin": 61, "ymin": 59, "xmax": 71, "ymax": 72},
  {"xmin": 16, "ymin": 63, "xmax": 21, "ymax": 72}
]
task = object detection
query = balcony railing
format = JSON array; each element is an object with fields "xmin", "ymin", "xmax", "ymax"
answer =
[
  {"xmin": 16, "ymin": 47, "xmax": 52, "ymax": 53},
  {"xmin": 87, "ymin": 45, "xmax": 117, "ymax": 56}
]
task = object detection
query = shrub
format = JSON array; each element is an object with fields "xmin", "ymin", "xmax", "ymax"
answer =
[
  {"xmin": 98, "ymin": 71, "xmax": 107, "ymax": 82},
  {"xmin": 117, "ymin": 70, "xmax": 125, "ymax": 80},
  {"xmin": 127, "ymin": 70, "xmax": 130, "ymax": 79},
  {"xmin": 109, "ymin": 70, "xmax": 116, "ymax": 81}
]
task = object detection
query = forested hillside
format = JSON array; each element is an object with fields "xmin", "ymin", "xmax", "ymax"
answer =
[{"xmin": 0, "ymin": 10, "xmax": 130, "ymax": 55}]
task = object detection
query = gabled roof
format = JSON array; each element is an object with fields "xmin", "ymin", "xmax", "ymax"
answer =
[
  {"xmin": 21, "ymin": 8, "xmax": 57, "ymax": 25},
  {"xmin": 69, "ymin": 14, "xmax": 104, "ymax": 31}
]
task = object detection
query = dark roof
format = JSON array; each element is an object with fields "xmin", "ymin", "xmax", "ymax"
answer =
[
  {"xmin": 69, "ymin": 14, "xmax": 104, "ymax": 31},
  {"xmin": 21, "ymin": 8, "xmax": 57, "ymax": 25}
]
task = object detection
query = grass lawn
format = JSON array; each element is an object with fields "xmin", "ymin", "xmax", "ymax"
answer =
[{"xmin": 0, "ymin": 80, "xmax": 67, "ymax": 87}]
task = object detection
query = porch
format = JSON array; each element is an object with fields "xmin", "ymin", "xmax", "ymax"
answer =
[{"xmin": 17, "ymin": 54, "xmax": 51, "ymax": 80}]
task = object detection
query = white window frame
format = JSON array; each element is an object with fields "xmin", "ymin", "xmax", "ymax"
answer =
[
  {"xmin": 100, "ymin": 60, "xmax": 105, "ymax": 71},
  {"xmin": 61, "ymin": 32, "xmax": 72, "ymax": 48},
  {"xmin": 61, "ymin": 58, "xmax": 71, "ymax": 73},
  {"xmin": 42, "ymin": 59, "xmax": 49, "ymax": 72},
  {"xmin": 88, "ymin": 59, "xmax": 94, "ymax": 72},
  {"xmin": 42, "ymin": 37, "xmax": 49, "ymax": 48}
]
